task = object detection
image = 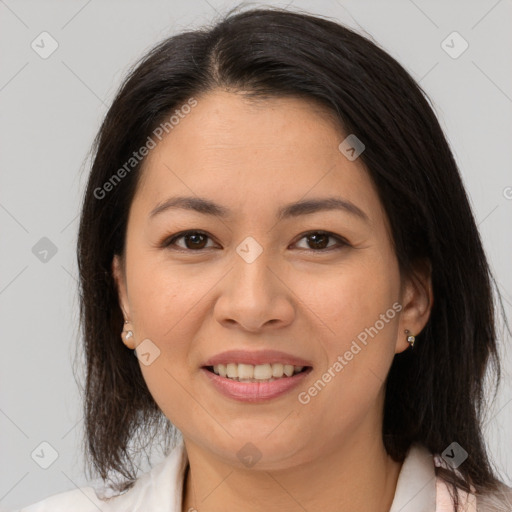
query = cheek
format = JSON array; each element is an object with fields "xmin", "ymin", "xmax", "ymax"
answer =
[
  {"xmin": 294, "ymin": 254, "xmax": 400, "ymax": 393},
  {"xmin": 297, "ymin": 257, "xmax": 399, "ymax": 340},
  {"xmin": 127, "ymin": 252, "xmax": 202, "ymax": 338},
  {"xmin": 295, "ymin": 278, "xmax": 399, "ymax": 432}
]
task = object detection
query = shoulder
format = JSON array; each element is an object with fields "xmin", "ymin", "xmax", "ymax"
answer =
[
  {"xmin": 17, "ymin": 438, "xmax": 188, "ymax": 512},
  {"xmin": 436, "ymin": 478, "xmax": 512, "ymax": 512},
  {"xmin": 435, "ymin": 475, "xmax": 477, "ymax": 511},
  {"xmin": 434, "ymin": 454, "xmax": 512, "ymax": 512},
  {"xmin": 17, "ymin": 486, "xmax": 111, "ymax": 512},
  {"xmin": 475, "ymin": 482, "xmax": 512, "ymax": 512},
  {"xmin": 16, "ymin": 482, "xmax": 145, "ymax": 512}
]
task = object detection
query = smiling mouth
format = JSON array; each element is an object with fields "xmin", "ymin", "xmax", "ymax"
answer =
[{"xmin": 203, "ymin": 363, "xmax": 312, "ymax": 382}]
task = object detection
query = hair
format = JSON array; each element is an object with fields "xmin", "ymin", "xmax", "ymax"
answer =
[{"xmin": 75, "ymin": 4, "xmax": 511, "ymax": 509}]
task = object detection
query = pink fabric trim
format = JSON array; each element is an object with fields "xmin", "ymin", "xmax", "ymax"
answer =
[
  {"xmin": 434, "ymin": 453, "xmax": 477, "ymax": 511},
  {"xmin": 436, "ymin": 476, "xmax": 477, "ymax": 511}
]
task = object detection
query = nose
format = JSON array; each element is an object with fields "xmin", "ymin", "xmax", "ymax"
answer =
[{"xmin": 214, "ymin": 246, "xmax": 295, "ymax": 333}]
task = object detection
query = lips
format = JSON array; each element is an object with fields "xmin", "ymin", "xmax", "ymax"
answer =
[
  {"xmin": 201, "ymin": 365, "xmax": 313, "ymax": 402},
  {"xmin": 200, "ymin": 349, "xmax": 314, "ymax": 402}
]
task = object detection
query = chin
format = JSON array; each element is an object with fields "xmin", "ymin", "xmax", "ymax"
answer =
[{"xmin": 206, "ymin": 431, "xmax": 311, "ymax": 470}]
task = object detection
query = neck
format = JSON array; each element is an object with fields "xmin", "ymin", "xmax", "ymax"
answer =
[{"xmin": 182, "ymin": 435, "xmax": 403, "ymax": 512}]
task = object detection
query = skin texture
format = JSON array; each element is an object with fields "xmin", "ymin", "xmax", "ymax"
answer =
[{"xmin": 112, "ymin": 89, "xmax": 433, "ymax": 512}]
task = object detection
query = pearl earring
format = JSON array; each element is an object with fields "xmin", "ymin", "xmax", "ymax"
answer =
[
  {"xmin": 405, "ymin": 329, "xmax": 416, "ymax": 348},
  {"xmin": 122, "ymin": 320, "xmax": 134, "ymax": 343}
]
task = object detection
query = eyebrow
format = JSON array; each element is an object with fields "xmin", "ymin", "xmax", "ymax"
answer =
[{"xmin": 149, "ymin": 195, "xmax": 369, "ymax": 223}]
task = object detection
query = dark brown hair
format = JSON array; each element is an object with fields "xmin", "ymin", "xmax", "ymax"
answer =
[{"xmin": 75, "ymin": 4, "xmax": 511, "ymax": 509}]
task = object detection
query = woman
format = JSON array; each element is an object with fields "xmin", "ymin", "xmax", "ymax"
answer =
[{"xmin": 17, "ymin": 5, "xmax": 512, "ymax": 512}]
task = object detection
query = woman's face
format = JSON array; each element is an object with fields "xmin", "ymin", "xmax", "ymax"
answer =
[{"xmin": 113, "ymin": 89, "xmax": 431, "ymax": 469}]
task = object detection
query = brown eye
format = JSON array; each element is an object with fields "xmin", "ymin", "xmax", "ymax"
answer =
[
  {"xmin": 306, "ymin": 232, "xmax": 330, "ymax": 250},
  {"xmin": 294, "ymin": 231, "xmax": 348, "ymax": 251},
  {"xmin": 163, "ymin": 231, "xmax": 214, "ymax": 251}
]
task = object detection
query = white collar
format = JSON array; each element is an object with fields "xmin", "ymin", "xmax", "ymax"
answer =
[{"xmin": 389, "ymin": 443, "xmax": 437, "ymax": 512}]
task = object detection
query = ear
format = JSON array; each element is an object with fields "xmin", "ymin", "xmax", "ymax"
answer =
[
  {"xmin": 395, "ymin": 258, "xmax": 433, "ymax": 354},
  {"xmin": 112, "ymin": 254, "xmax": 133, "ymax": 345}
]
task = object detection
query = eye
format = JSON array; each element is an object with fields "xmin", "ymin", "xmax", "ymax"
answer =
[
  {"xmin": 162, "ymin": 230, "xmax": 216, "ymax": 251},
  {"xmin": 161, "ymin": 230, "xmax": 349, "ymax": 252},
  {"xmin": 293, "ymin": 231, "xmax": 349, "ymax": 252}
]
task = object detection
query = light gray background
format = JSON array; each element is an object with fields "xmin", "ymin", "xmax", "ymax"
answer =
[{"xmin": 1, "ymin": 0, "xmax": 511, "ymax": 510}]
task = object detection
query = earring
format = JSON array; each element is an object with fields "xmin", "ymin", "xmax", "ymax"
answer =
[
  {"xmin": 405, "ymin": 329, "xmax": 416, "ymax": 348},
  {"xmin": 122, "ymin": 320, "xmax": 135, "ymax": 347}
]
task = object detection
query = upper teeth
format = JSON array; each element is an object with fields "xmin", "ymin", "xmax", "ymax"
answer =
[{"xmin": 212, "ymin": 363, "xmax": 304, "ymax": 380}]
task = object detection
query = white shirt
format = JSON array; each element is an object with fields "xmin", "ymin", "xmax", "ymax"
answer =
[{"xmin": 13, "ymin": 440, "xmax": 510, "ymax": 511}]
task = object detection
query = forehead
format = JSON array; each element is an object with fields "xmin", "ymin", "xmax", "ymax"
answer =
[
  {"xmin": 133, "ymin": 90, "xmax": 384, "ymax": 225},
  {"xmin": 158, "ymin": 90, "xmax": 346, "ymax": 159}
]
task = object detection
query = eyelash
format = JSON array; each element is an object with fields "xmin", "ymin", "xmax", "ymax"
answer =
[{"xmin": 160, "ymin": 230, "xmax": 350, "ymax": 253}]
